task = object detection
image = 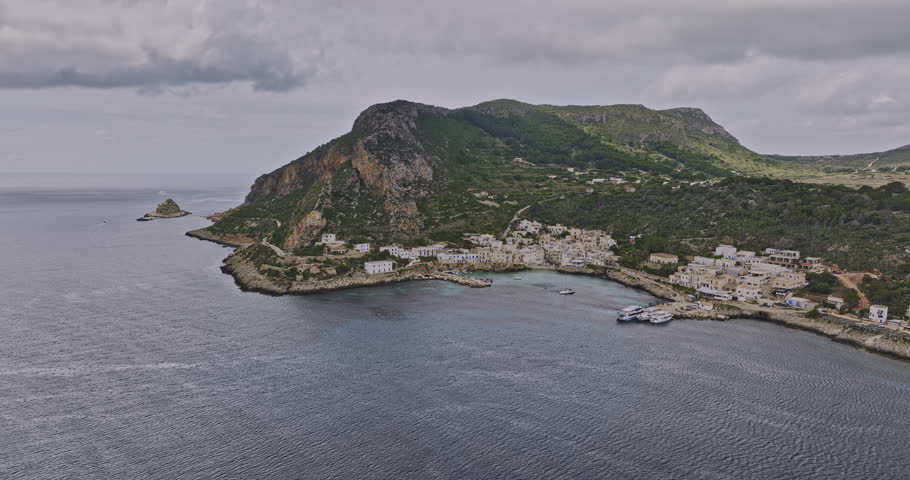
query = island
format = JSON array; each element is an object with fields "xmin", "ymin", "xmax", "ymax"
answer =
[
  {"xmin": 138, "ymin": 198, "xmax": 191, "ymax": 221},
  {"xmin": 186, "ymin": 98, "xmax": 910, "ymax": 360}
]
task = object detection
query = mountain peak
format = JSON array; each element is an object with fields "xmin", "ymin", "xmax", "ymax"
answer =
[
  {"xmin": 352, "ymin": 100, "xmax": 448, "ymax": 135},
  {"xmin": 660, "ymin": 107, "xmax": 739, "ymax": 145}
]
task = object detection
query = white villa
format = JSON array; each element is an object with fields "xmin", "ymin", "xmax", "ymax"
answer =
[
  {"xmin": 320, "ymin": 233, "xmax": 338, "ymax": 243},
  {"xmin": 869, "ymin": 305, "xmax": 888, "ymax": 323},
  {"xmin": 649, "ymin": 253, "xmax": 679, "ymax": 265},
  {"xmin": 827, "ymin": 296, "xmax": 845, "ymax": 310},
  {"xmin": 365, "ymin": 260, "xmax": 394, "ymax": 275},
  {"xmin": 518, "ymin": 219, "xmax": 542, "ymax": 234},
  {"xmin": 786, "ymin": 296, "xmax": 816, "ymax": 310},
  {"xmin": 715, "ymin": 244, "xmax": 738, "ymax": 259},
  {"xmin": 354, "ymin": 243, "xmax": 371, "ymax": 253}
]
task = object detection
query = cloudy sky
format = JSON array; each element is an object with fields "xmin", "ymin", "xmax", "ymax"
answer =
[{"xmin": 2, "ymin": 0, "xmax": 910, "ymax": 177}]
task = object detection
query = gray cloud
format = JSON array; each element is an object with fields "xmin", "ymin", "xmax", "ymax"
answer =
[
  {"xmin": 0, "ymin": 0, "xmax": 315, "ymax": 91},
  {"xmin": 1, "ymin": 0, "xmax": 910, "ymax": 175}
]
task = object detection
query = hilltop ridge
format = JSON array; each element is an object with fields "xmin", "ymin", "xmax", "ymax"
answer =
[{"xmin": 192, "ymin": 98, "xmax": 910, "ymax": 274}]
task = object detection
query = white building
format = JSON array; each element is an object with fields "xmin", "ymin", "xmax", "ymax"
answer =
[
  {"xmin": 649, "ymin": 253, "xmax": 679, "ymax": 265},
  {"xmin": 786, "ymin": 296, "xmax": 816, "ymax": 310},
  {"xmin": 736, "ymin": 286, "xmax": 764, "ymax": 301},
  {"xmin": 518, "ymin": 219, "xmax": 542, "ymax": 234},
  {"xmin": 827, "ymin": 296, "xmax": 845, "ymax": 310},
  {"xmin": 379, "ymin": 245, "xmax": 402, "ymax": 257},
  {"xmin": 365, "ymin": 260, "xmax": 394, "ymax": 275},
  {"xmin": 869, "ymin": 305, "xmax": 888, "ymax": 323},
  {"xmin": 413, "ymin": 245, "xmax": 442, "ymax": 257},
  {"xmin": 355, "ymin": 243, "xmax": 371, "ymax": 253},
  {"xmin": 320, "ymin": 233, "xmax": 337, "ymax": 243},
  {"xmin": 692, "ymin": 256, "xmax": 716, "ymax": 266},
  {"xmin": 470, "ymin": 234, "xmax": 497, "ymax": 246},
  {"xmin": 546, "ymin": 224, "xmax": 567, "ymax": 235},
  {"xmin": 714, "ymin": 244, "xmax": 738, "ymax": 259}
]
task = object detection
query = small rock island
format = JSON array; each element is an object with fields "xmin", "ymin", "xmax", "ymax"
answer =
[{"xmin": 138, "ymin": 198, "xmax": 191, "ymax": 221}]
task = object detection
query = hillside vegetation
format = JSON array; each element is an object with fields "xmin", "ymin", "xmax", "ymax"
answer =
[{"xmin": 527, "ymin": 178, "xmax": 910, "ymax": 273}]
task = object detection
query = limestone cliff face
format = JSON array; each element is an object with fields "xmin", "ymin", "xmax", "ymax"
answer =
[
  {"xmin": 236, "ymin": 100, "xmax": 449, "ymax": 248},
  {"xmin": 245, "ymin": 142, "xmax": 350, "ymax": 204}
]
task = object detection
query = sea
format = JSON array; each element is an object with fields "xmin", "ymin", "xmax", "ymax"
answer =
[{"xmin": 1, "ymin": 173, "xmax": 909, "ymax": 480}]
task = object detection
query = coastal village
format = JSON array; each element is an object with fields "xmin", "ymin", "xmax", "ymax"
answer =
[
  {"xmin": 315, "ymin": 219, "xmax": 618, "ymax": 278},
  {"xmin": 198, "ymin": 206, "xmax": 910, "ymax": 354},
  {"xmin": 299, "ymin": 220, "xmax": 910, "ymax": 331}
]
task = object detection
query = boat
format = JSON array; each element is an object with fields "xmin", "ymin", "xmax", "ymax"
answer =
[
  {"xmin": 649, "ymin": 310, "xmax": 674, "ymax": 324},
  {"xmin": 617, "ymin": 305, "xmax": 644, "ymax": 321},
  {"xmin": 558, "ymin": 289, "xmax": 576, "ymax": 295},
  {"xmin": 512, "ymin": 276, "xmax": 522, "ymax": 280},
  {"xmin": 639, "ymin": 306, "xmax": 660, "ymax": 321}
]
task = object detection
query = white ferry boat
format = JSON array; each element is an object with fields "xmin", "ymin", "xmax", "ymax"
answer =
[
  {"xmin": 639, "ymin": 306, "xmax": 661, "ymax": 321},
  {"xmin": 649, "ymin": 310, "xmax": 674, "ymax": 324},
  {"xmin": 617, "ymin": 305, "xmax": 644, "ymax": 321}
]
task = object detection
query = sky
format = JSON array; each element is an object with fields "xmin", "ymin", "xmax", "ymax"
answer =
[{"xmin": 2, "ymin": 0, "xmax": 910, "ymax": 177}]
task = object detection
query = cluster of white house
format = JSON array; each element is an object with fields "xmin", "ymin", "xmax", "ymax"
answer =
[
  {"xmin": 667, "ymin": 244, "xmax": 814, "ymax": 305},
  {"xmin": 368, "ymin": 221, "xmax": 617, "ymax": 270},
  {"xmin": 336, "ymin": 219, "xmax": 619, "ymax": 276},
  {"xmin": 478, "ymin": 220, "xmax": 618, "ymax": 268}
]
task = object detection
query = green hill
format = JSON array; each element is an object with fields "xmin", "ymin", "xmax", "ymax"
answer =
[
  {"xmin": 193, "ymin": 99, "xmax": 910, "ymax": 272},
  {"xmin": 769, "ymin": 144, "xmax": 910, "ymax": 172},
  {"xmin": 468, "ymin": 99, "xmax": 798, "ymax": 176}
]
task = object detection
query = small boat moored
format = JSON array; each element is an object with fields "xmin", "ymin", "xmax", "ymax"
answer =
[
  {"xmin": 617, "ymin": 305, "xmax": 644, "ymax": 321},
  {"xmin": 558, "ymin": 289, "xmax": 576, "ymax": 295}
]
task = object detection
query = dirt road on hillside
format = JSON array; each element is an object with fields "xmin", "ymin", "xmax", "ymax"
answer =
[{"xmin": 835, "ymin": 273, "xmax": 871, "ymax": 310}]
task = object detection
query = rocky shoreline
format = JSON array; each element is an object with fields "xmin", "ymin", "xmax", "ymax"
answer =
[
  {"xmin": 219, "ymin": 252, "xmax": 491, "ymax": 296},
  {"xmin": 185, "ymin": 228, "xmax": 251, "ymax": 248},
  {"xmin": 185, "ymin": 231, "xmax": 492, "ymax": 296},
  {"xmin": 138, "ymin": 198, "xmax": 191, "ymax": 221}
]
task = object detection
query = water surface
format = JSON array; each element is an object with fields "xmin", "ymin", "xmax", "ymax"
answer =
[{"xmin": 1, "ymin": 183, "xmax": 908, "ymax": 479}]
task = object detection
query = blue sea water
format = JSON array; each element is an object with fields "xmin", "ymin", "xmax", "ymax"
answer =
[{"xmin": 1, "ymin": 175, "xmax": 909, "ymax": 479}]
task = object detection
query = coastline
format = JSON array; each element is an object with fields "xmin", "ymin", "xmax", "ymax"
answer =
[
  {"xmin": 185, "ymin": 228, "xmax": 250, "ymax": 248},
  {"xmin": 187, "ymin": 229, "xmax": 910, "ymax": 361},
  {"xmin": 186, "ymin": 229, "xmax": 491, "ymax": 295},
  {"xmin": 468, "ymin": 263, "xmax": 910, "ymax": 360},
  {"xmin": 587, "ymin": 264, "xmax": 910, "ymax": 361}
]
